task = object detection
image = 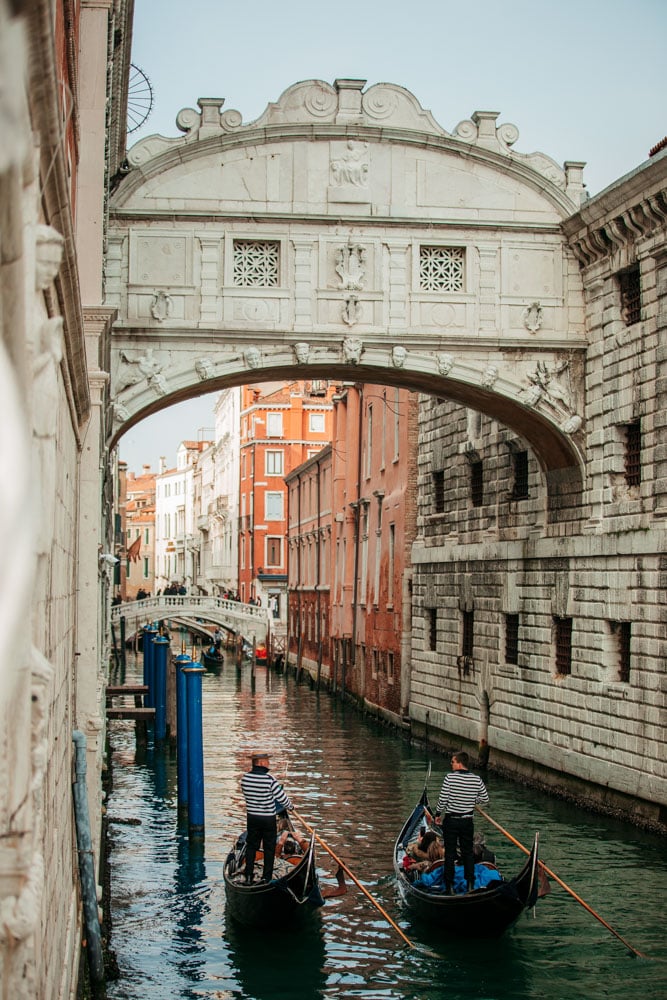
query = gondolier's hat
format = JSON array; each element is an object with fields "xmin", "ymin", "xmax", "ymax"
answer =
[{"xmin": 251, "ymin": 751, "xmax": 269, "ymax": 764}]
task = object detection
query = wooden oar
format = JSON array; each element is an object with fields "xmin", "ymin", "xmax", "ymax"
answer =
[
  {"xmin": 476, "ymin": 806, "xmax": 648, "ymax": 959},
  {"xmin": 292, "ymin": 808, "xmax": 419, "ymax": 952}
]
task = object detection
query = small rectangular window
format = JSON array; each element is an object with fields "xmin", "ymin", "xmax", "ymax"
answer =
[
  {"xmin": 462, "ymin": 610, "xmax": 474, "ymax": 659},
  {"xmin": 266, "ymin": 412, "xmax": 283, "ymax": 437},
  {"xmin": 505, "ymin": 613, "xmax": 519, "ymax": 665},
  {"xmin": 266, "ymin": 537, "xmax": 282, "ymax": 567},
  {"xmin": 309, "ymin": 412, "xmax": 325, "ymax": 433},
  {"xmin": 618, "ymin": 264, "xmax": 641, "ymax": 326},
  {"xmin": 419, "ymin": 246, "xmax": 465, "ymax": 291},
  {"xmin": 265, "ymin": 491, "xmax": 284, "ymax": 520},
  {"xmin": 387, "ymin": 651, "xmax": 394, "ymax": 680},
  {"xmin": 611, "ymin": 621, "xmax": 632, "ymax": 683},
  {"xmin": 512, "ymin": 451, "xmax": 529, "ymax": 499},
  {"xmin": 428, "ymin": 609, "xmax": 437, "ymax": 651},
  {"xmin": 470, "ymin": 461, "xmax": 484, "ymax": 507},
  {"xmin": 432, "ymin": 470, "xmax": 445, "ymax": 514},
  {"xmin": 623, "ymin": 422, "xmax": 641, "ymax": 487},
  {"xmin": 233, "ymin": 239, "xmax": 279, "ymax": 287},
  {"xmin": 265, "ymin": 450, "xmax": 284, "ymax": 476},
  {"xmin": 554, "ymin": 616, "xmax": 572, "ymax": 676}
]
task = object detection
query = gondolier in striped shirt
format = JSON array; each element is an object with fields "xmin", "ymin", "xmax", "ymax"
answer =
[
  {"xmin": 434, "ymin": 751, "xmax": 490, "ymax": 895},
  {"xmin": 241, "ymin": 752, "xmax": 293, "ymax": 884}
]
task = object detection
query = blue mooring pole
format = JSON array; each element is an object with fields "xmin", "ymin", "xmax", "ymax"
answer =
[
  {"xmin": 174, "ymin": 652, "xmax": 191, "ymax": 814},
  {"xmin": 142, "ymin": 624, "xmax": 158, "ymax": 708},
  {"xmin": 153, "ymin": 635, "xmax": 169, "ymax": 741},
  {"xmin": 183, "ymin": 665, "xmax": 206, "ymax": 839}
]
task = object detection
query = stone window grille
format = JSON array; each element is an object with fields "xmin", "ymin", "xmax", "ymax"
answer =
[
  {"xmin": 623, "ymin": 421, "xmax": 642, "ymax": 487},
  {"xmin": 427, "ymin": 608, "xmax": 437, "ymax": 651},
  {"xmin": 511, "ymin": 451, "xmax": 529, "ymax": 499},
  {"xmin": 419, "ymin": 246, "xmax": 465, "ymax": 291},
  {"xmin": 505, "ymin": 613, "xmax": 519, "ymax": 665},
  {"xmin": 233, "ymin": 239, "xmax": 280, "ymax": 286},
  {"xmin": 617, "ymin": 263, "xmax": 641, "ymax": 326},
  {"xmin": 470, "ymin": 460, "xmax": 484, "ymax": 507},
  {"xmin": 610, "ymin": 620, "xmax": 632, "ymax": 683},
  {"xmin": 432, "ymin": 469, "xmax": 445, "ymax": 513},
  {"xmin": 553, "ymin": 616, "xmax": 573, "ymax": 676}
]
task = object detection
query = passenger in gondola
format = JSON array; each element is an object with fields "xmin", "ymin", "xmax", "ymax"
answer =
[
  {"xmin": 274, "ymin": 811, "xmax": 309, "ymax": 858},
  {"xmin": 241, "ymin": 752, "xmax": 293, "ymax": 884},
  {"xmin": 403, "ymin": 830, "xmax": 444, "ymax": 874}
]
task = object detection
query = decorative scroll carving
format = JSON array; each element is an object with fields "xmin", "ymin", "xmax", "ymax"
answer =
[
  {"xmin": 522, "ymin": 301, "xmax": 543, "ymax": 333},
  {"xmin": 330, "ymin": 140, "xmax": 369, "ymax": 187},
  {"xmin": 150, "ymin": 290, "xmax": 173, "ymax": 321},
  {"xmin": 342, "ymin": 294, "xmax": 362, "ymax": 326},
  {"xmin": 336, "ymin": 244, "xmax": 366, "ymax": 290},
  {"xmin": 342, "ymin": 336, "xmax": 363, "ymax": 364}
]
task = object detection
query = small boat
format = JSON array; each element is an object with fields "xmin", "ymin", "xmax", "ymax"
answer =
[
  {"xmin": 255, "ymin": 643, "xmax": 268, "ymax": 665},
  {"xmin": 201, "ymin": 644, "xmax": 224, "ymax": 669},
  {"xmin": 223, "ymin": 830, "xmax": 324, "ymax": 929},
  {"xmin": 394, "ymin": 787, "xmax": 542, "ymax": 938}
]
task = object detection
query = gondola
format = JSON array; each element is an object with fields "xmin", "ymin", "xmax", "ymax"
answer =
[
  {"xmin": 394, "ymin": 787, "xmax": 541, "ymax": 938},
  {"xmin": 223, "ymin": 830, "xmax": 325, "ymax": 929},
  {"xmin": 201, "ymin": 644, "xmax": 224, "ymax": 669}
]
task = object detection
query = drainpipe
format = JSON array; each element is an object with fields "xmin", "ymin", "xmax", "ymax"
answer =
[{"xmin": 72, "ymin": 730, "xmax": 105, "ymax": 991}]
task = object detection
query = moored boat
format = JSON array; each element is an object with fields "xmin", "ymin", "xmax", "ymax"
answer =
[
  {"xmin": 394, "ymin": 788, "xmax": 542, "ymax": 938},
  {"xmin": 223, "ymin": 830, "xmax": 324, "ymax": 929},
  {"xmin": 201, "ymin": 644, "xmax": 224, "ymax": 669}
]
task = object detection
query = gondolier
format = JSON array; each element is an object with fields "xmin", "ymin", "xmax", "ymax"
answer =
[
  {"xmin": 434, "ymin": 751, "xmax": 489, "ymax": 895},
  {"xmin": 241, "ymin": 752, "xmax": 293, "ymax": 884}
]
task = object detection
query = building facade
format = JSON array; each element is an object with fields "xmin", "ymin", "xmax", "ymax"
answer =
[
  {"xmin": 124, "ymin": 465, "xmax": 157, "ymax": 598},
  {"xmin": 155, "ymin": 440, "xmax": 211, "ymax": 592}
]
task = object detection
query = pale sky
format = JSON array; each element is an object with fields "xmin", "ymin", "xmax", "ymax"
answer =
[{"xmin": 118, "ymin": 0, "xmax": 665, "ymax": 473}]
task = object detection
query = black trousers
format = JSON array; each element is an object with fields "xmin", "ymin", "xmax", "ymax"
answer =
[
  {"xmin": 443, "ymin": 815, "xmax": 474, "ymax": 884},
  {"xmin": 245, "ymin": 814, "xmax": 277, "ymax": 880}
]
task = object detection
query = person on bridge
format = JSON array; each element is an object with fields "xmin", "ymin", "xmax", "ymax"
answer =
[
  {"xmin": 434, "ymin": 751, "xmax": 489, "ymax": 895},
  {"xmin": 240, "ymin": 752, "xmax": 293, "ymax": 884}
]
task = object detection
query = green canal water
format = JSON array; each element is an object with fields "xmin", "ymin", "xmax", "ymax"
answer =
[{"xmin": 104, "ymin": 655, "xmax": 667, "ymax": 1000}]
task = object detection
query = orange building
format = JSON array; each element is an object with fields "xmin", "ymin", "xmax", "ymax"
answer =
[
  {"xmin": 124, "ymin": 465, "xmax": 157, "ymax": 599},
  {"xmin": 238, "ymin": 380, "xmax": 335, "ymax": 615}
]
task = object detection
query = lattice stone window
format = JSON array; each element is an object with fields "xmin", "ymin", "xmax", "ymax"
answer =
[
  {"xmin": 233, "ymin": 239, "xmax": 280, "ymax": 286},
  {"xmin": 419, "ymin": 246, "xmax": 465, "ymax": 291}
]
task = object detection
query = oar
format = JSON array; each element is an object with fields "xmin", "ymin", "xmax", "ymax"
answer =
[
  {"xmin": 292, "ymin": 808, "xmax": 421, "ymax": 953},
  {"xmin": 476, "ymin": 806, "xmax": 648, "ymax": 959}
]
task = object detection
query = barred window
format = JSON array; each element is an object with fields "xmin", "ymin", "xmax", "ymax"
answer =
[
  {"xmin": 470, "ymin": 460, "xmax": 484, "ymax": 507},
  {"xmin": 611, "ymin": 621, "xmax": 632, "ymax": 683},
  {"xmin": 623, "ymin": 422, "xmax": 641, "ymax": 487},
  {"xmin": 618, "ymin": 264, "xmax": 641, "ymax": 326},
  {"xmin": 512, "ymin": 451, "xmax": 529, "ymax": 499},
  {"xmin": 462, "ymin": 610, "xmax": 474, "ymax": 659},
  {"xmin": 428, "ymin": 608, "xmax": 437, "ymax": 651},
  {"xmin": 432, "ymin": 469, "xmax": 445, "ymax": 513},
  {"xmin": 419, "ymin": 246, "xmax": 465, "ymax": 291},
  {"xmin": 233, "ymin": 239, "xmax": 280, "ymax": 286},
  {"xmin": 554, "ymin": 616, "xmax": 572, "ymax": 676},
  {"xmin": 505, "ymin": 613, "xmax": 519, "ymax": 665}
]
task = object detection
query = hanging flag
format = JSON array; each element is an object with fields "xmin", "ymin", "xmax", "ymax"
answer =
[{"xmin": 127, "ymin": 535, "xmax": 141, "ymax": 562}]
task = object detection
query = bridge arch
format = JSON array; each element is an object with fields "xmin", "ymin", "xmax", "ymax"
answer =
[{"xmin": 108, "ymin": 78, "xmax": 589, "ymax": 488}]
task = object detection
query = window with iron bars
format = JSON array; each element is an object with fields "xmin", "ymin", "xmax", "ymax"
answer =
[
  {"xmin": 462, "ymin": 610, "xmax": 474, "ymax": 658},
  {"xmin": 511, "ymin": 451, "xmax": 529, "ymax": 499},
  {"xmin": 553, "ymin": 616, "xmax": 572, "ymax": 676},
  {"xmin": 623, "ymin": 421, "xmax": 641, "ymax": 487},
  {"xmin": 427, "ymin": 608, "xmax": 437, "ymax": 651},
  {"xmin": 610, "ymin": 620, "xmax": 632, "ymax": 683},
  {"xmin": 505, "ymin": 613, "xmax": 519, "ymax": 665},
  {"xmin": 618, "ymin": 264, "xmax": 641, "ymax": 326},
  {"xmin": 470, "ymin": 460, "xmax": 484, "ymax": 507},
  {"xmin": 432, "ymin": 469, "xmax": 445, "ymax": 513}
]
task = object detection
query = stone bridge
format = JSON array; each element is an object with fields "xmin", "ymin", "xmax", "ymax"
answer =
[
  {"xmin": 107, "ymin": 78, "xmax": 590, "ymax": 493},
  {"xmin": 111, "ymin": 595, "xmax": 269, "ymax": 643}
]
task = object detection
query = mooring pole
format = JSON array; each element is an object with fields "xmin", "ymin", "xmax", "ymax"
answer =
[
  {"xmin": 183, "ymin": 665, "xmax": 206, "ymax": 840},
  {"xmin": 174, "ymin": 652, "xmax": 191, "ymax": 814},
  {"xmin": 142, "ymin": 624, "xmax": 158, "ymax": 708},
  {"xmin": 153, "ymin": 635, "xmax": 169, "ymax": 741}
]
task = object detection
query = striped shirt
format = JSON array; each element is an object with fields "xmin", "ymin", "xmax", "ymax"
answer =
[
  {"xmin": 241, "ymin": 766, "xmax": 292, "ymax": 818},
  {"xmin": 437, "ymin": 769, "xmax": 489, "ymax": 817}
]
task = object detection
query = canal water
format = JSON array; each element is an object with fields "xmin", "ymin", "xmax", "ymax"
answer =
[{"xmin": 104, "ymin": 653, "xmax": 667, "ymax": 1000}]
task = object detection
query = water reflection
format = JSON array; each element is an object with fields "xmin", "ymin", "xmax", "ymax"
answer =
[{"xmin": 106, "ymin": 653, "xmax": 667, "ymax": 1000}]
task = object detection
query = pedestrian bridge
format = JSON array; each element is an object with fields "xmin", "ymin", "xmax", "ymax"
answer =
[
  {"xmin": 106, "ymin": 78, "xmax": 592, "ymax": 499},
  {"xmin": 110, "ymin": 595, "xmax": 269, "ymax": 642}
]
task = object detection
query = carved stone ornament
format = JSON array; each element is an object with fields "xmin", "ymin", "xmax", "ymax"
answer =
[
  {"xmin": 150, "ymin": 290, "xmax": 174, "ymax": 322},
  {"xmin": 437, "ymin": 353, "xmax": 455, "ymax": 375},
  {"xmin": 244, "ymin": 346, "xmax": 261, "ymax": 369},
  {"xmin": 522, "ymin": 301, "xmax": 543, "ymax": 333},
  {"xmin": 34, "ymin": 224, "xmax": 64, "ymax": 290},
  {"xmin": 195, "ymin": 357, "xmax": 215, "ymax": 380},
  {"xmin": 331, "ymin": 139, "xmax": 369, "ymax": 187},
  {"xmin": 523, "ymin": 360, "xmax": 572, "ymax": 410},
  {"xmin": 392, "ymin": 345, "xmax": 407, "ymax": 368},
  {"xmin": 342, "ymin": 336, "xmax": 364, "ymax": 364},
  {"xmin": 293, "ymin": 341, "xmax": 310, "ymax": 364},
  {"xmin": 342, "ymin": 294, "xmax": 362, "ymax": 326},
  {"xmin": 113, "ymin": 401, "xmax": 130, "ymax": 423},
  {"xmin": 482, "ymin": 365, "xmax": 499, "ymax": 388},
  {"xmin": 336, "ymin": 244, "xmax": 366, "ymax": 290}
]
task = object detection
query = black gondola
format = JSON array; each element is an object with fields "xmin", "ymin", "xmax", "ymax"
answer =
[
  {"xmin": 394, "ymin": 788, "xmax": 541, "ymax": 938},
  {"xmin": 201, "ymin": 644, "xmax": 224, "ymax": 669},
  {"xmin": 223, "ymin": 831, "xmax": 324, "ymax": 929}
]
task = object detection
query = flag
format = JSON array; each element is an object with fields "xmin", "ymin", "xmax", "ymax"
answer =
[{"xmin": 127, "ymin": 535, "xmax": 141, "ymax": 562}]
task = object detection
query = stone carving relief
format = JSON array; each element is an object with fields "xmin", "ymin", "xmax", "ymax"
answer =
[
  {"xmin": 116, "ymin": 347, "xmax": 168, "ymax": 397},
  {"xmin": 330, "ymin": 140, "xmax": 369, "ymax": 187},
  {"xmin": 244, "ymin": 346, "xmax": 261, "ymax": 369},
  {"xmin": 482, "ymin": 365, "xmax": 499, "ymax": 388},
  {"xmin": 391, "ymin": 345, "xmax": 407, "ymax": 368},
  {"xmin": 342, "ymin": 294, "xmax": 362, "ymax": 327},
  {"xmin": 336, "ymin": 244, "xmax": 366, "ymax": 290},
  {"xmin": 195, "ymin": 357, "xmax": 215, "ymax": 380},
  {"xmin": 150, "ymin": 290, "xmax": 174, "ymax": 322},
  {"xmin": 293, "ymin": 341, "xmax": 310, "ymax": 364},
  {"xmin": 342, "ymin": 336, "xmax": 364, "ymax": 364},
  {"xmin": 437, "ymin": 353, "xmax": 455, "ymax": 375},
  {"xmin": 33, "ymin": 318, "xmax": 64, "ymax": 557},
  {"xmin": 113, "ymin": 402, "xmax": 130, "ymax": 424},
  {"xmin": 34, "ymin": 224, "xmax": 64, "ymax": 290},
  {"xmin": 521, "ymin": 360, "xmax": 582, "ymax": 433},
  {"xmin": 522, "ymin": 301, "xmax": 543, "ymax": 333}
]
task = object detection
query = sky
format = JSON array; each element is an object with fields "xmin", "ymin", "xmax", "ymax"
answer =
[{"xmin": 118, "ymin": 0, "xmax": 666, "ymax": 473}]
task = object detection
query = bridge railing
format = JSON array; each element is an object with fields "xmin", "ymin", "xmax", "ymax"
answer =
[{"xmin": 110, "ymin": 595, "xmax": 269, "ymax": 640}]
